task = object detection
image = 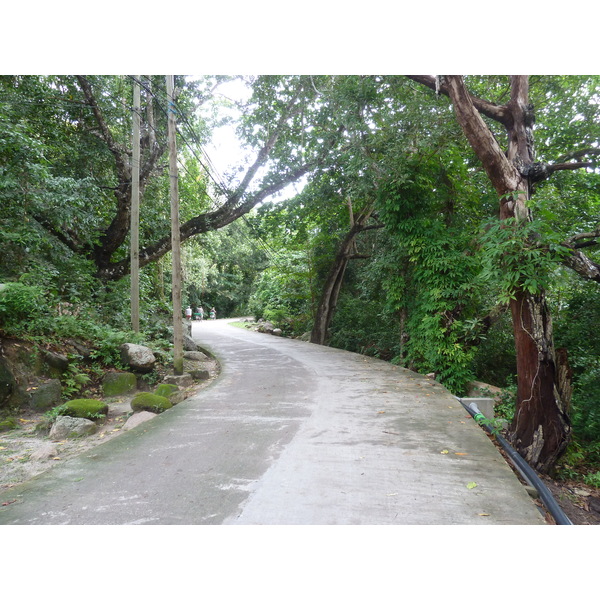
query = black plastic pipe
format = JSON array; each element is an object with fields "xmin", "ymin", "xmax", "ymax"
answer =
[{"xmin": 458, "ymin": 398, "xmax": 572, "ymax": 525}]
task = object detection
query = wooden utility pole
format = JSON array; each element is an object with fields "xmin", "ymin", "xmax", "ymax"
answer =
[
  {"xmin": 130, "ymin": 76, "xmax": 141, "ymax": 333},
  {"xmin": 166, "ymin": 75, "xmax": 184, "ymax": 375}
]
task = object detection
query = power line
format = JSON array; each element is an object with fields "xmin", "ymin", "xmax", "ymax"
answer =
[{"xmin": 123, "ymin": 76, "xmax": 289, "ymax": 266}]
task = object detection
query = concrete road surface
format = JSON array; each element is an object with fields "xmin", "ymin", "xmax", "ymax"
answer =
[{"xmin": 0, "ymin": 319, "xmax": 545, "ymax": 525}]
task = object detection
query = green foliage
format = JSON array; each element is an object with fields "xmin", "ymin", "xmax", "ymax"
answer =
[
  {"xmin": 554, "ymin": 439, "xmax": 600, "ymax": 484},
  {"xmin": 471, "ymin": 312, "xmax": 516, "ymax": 388},
  {"xmin": 61, "ymin": 361, "xmax": 92, "ymax": 399},
  {"xmin": 248, "ymin": 251, "xmax": 314, "ymax": 336},
  {"xmin": 554, "ymin": 284, "xmax": 600, "ymax": 442},
  {"xmin": 493, "ymin": 380, "xmax": 517, "ymax": 422},
  {"xmin": 377, "ymin": 170, "xmax": 483, "ymax": 394},
  {"xmin": 583, "ymin": 471, "xmax": 600, "ymax": 488},
  {"xmin": 478, "ymin": 212, "xmax": 571, "ymax": 303},
  {"xmin": 0, "ymin": 282, "xmax": 51, "ymax": 333}
]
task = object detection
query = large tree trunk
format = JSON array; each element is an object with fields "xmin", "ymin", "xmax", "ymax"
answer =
[
  {"xmin": 509, "ymin": 290, "xmax": 571, "ymax": 472},
  {"xmin": 310, "ymin": 248, "xmax": 350, "ymax": 345},
  {"xmin": 424, "ymin": 75, "xmax": 572, "ymax": 472},
  {"xmin": 310, "ymin": 204, "xmax": 377, "ymax": 345}
]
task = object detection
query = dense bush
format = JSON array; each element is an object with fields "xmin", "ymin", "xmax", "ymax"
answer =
[
  {"xmin": 0, "ymin": 282, "xmax": 52, "ymax": 333},
  {"xmin": 554, "ymin": 287, "xmax": 600, "ymax": 444}
]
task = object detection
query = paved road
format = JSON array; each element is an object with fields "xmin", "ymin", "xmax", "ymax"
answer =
[{"xmin": 0, "ymin": 319, "xmax": 545, "ymax": 525}]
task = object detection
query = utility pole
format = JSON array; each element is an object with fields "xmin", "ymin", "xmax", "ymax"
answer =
[
  {"xmin": 167, "ymin": 75, "xmax": 184, "ymax": 375},
  {"xmin": 130, "ymin": 76, "xmax": 141, "ymax": 333}
]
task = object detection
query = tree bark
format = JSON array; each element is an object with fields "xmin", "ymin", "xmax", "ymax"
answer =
[{"xmin": 509, "ymin": 290, "xmax": 571, "ymax": 472}]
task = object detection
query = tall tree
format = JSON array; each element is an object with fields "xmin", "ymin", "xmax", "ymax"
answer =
[
  {"xmin": 408, "ymin": 75, "xmax": 600, "ymax": 472},
  {"xmin": 90, "ymin": 75, "xmax": 344, "ymax": 281},
  {"xmin": 310, "ymin": 199, "xmax": 380, "ymax": 345},
  {"xmin": 0, "ymin": 75, "xmax": 345, "ymax": 284}
]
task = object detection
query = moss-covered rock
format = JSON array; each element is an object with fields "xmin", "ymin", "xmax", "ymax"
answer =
[
  {"xmin": 131, "ymin": 392, "xmax": 172, "ymax": 414},
  {"xmin": 188, "ymin": 368, "xmax": 211, "ymax": 381},
  {"xmin": 0, "ymin": 416, "xmax": 18, "ymax": 432},
  {"xmin": 59, "ymin": 398, "xmax": 109, "ymax": 421},
  {"xmin": 103, "ymin": 372, "xmax": 137, "ymax": 397},
  {"xmin": 154, "ymin": 383, "xmax": 179, "ymax": 398}
]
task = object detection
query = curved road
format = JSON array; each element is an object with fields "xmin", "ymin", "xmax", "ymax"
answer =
[{"xmin": 0, "ymin": 319, "xmax": 544, "ymax": 525}]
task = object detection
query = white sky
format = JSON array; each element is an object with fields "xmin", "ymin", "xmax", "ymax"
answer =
[{"xmin": 201, "ymin": 76, "xmax": 308, "ymax": 203}]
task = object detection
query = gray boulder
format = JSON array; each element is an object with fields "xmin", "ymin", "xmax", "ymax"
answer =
[
  {"xmin": 122, "ymin": 410, "xmax": 157, "ymax": 431},
  {"xmin": 257, "ymin": 321, "xmax": 275, "ymax": 334},
  {"xmin": 49, "ymin": 416, "xmax": 97, "ymax": 440},
  {"xmin": 103, "ymin": 372, "xmax": 137, "ymax": 397},
  {"xmin": 30, "ymin": 442, "xmax": 60, "ymax": 461},
  {"xmin": 183, "ymin": 351, "xmax": 209, "ymax": 361},
  {"xmin": 188, "ymin": 369, "xmax": 211, "ymax": 381},
  {"xmin": 163, "ymin": 373, "xmax": 194, "ymax": 387},
  {"xmin": 30, "ymin": 379, "xmax": 62, "ymax": 410},
  {"xmin": 120, "ymin": 343, "xmax": 156, "ymax": 373},
  {"xmin": 42, "ymin": 350, "xmax": 70, "ymax": 373},
  {"xmin": 183, "ymin": 335, "xmax": 198, "ymax": 351}
]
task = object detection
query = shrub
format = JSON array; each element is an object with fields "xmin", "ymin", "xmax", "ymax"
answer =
[{"xmin": 0, "ymin": 282, "xmax": 51, "ymax": 334}]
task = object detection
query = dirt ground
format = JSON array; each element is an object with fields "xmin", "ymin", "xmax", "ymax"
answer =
[
  {"xmin": 2, "ymin": 357, "xmax": 599, "ymax": 524},
  {"xmin": 540, "ymin": 476, "xmax": 600, "ymax": 525}
]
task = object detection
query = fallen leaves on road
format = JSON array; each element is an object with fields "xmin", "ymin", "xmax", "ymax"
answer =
[{"xmin": 466, "ymin": 482, "xmax": 478, "ymax": 489}]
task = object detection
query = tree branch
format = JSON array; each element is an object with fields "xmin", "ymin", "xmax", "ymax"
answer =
[
  {"xmin": 441, "ymin": 76, "xmax": 519, "ymax": 196},
  {"xmin": 562, "ymin": 247, "xmax": 600, "ymax": 282},
  {"xmin": 565, "ymin": 228, "xmax": 600, "ymax": 249},
  {"xmin": 30, "ymin": 215, "xmax": 82, "ymax": 253},
  {"xmin": 555, "ymin": 147, "xmax": 600, "ymax": 163},
  {"xmin": 76, "ymin": 76, "xmax": 130, "ymax": 177},
  {"xmin": 406, "ymin": 75, "xmax": 513, "ymax": 126},
  {"xmin": 548, "ymin": 161, "xmax": 596, "ymax": 173}
]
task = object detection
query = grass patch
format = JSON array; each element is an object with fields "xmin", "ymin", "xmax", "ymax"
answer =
[{"xmin": 228, "ymin": 320, "xmax": 255, "ymax": 330}]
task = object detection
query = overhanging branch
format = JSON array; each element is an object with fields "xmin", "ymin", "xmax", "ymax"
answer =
[
  {"xmin": 562, "ymin": 246, "xmax": 600, "ymax": 282},
  {"xmin": 407, "ymin": 75, "xmax": 513, "ymax": 126}
]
